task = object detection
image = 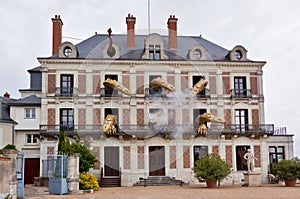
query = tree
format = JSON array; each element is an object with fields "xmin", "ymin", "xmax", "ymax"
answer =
[{"xmin": 58, "ymin": 132, "xmax": 97, "ymax": 173}]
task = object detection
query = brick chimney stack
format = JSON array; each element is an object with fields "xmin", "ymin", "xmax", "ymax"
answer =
[
  {"xmin": 126, "ymin": 13, "xmax": 136, "ymax": 49},
  {"xmin": 4, "ymin": 92, "xmax": 10, "ymax": 98},
  {"xmin": 167, "ymin": 15, "xmax": 178, "ymax": 50},
  {"xmin": 51, "ymin": 15, "xmax": 63, "ymax": 55}
]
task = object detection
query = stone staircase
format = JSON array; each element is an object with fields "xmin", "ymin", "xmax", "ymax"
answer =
[{"xmin": 134, "ymin": 176, "xmax": 185, "ymax": 186}]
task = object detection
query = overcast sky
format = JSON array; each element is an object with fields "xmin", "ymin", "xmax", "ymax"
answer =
[{"xmin": 0, "ymin": 0, "xmax": 299, "ymax": 156}]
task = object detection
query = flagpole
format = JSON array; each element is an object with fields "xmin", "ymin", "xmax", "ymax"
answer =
[{"xmin": 148, "ymin": 0, "xmax": 150, "ymax": 34}]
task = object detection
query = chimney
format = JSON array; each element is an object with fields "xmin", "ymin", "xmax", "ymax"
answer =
[
  {"xmin": 167, "ymin": 15, "xmax": 178, "ymax": 50},
  {"xmin": 51, "ymin": 15, "xmax": 63, "ymax": 55},
  {"xmin": 126, "ymin": 13, "xmax": 136, "ymax": 48},
  {"xmin": 4, "ymin": 92, "xmax": 10, "ymax": 98}
]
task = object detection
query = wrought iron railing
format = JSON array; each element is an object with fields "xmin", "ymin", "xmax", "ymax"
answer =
[
  {"xmin": 100, "ymin": 88, "xmax": 122, "ymax": 97},
  {"xmin": 55, "ymin": 87, "xmax": 78, "ymax": 97},
  {"xmin": 230, "ymin": 89, "xmax": 252, "ymax": 98},
  {"xmin": 40, "ymin": 123, "xmax": 280, "ymax": 137},
  {"xmin": 145, "ymin": 88, "xmax": 167, "ymax": 97}
]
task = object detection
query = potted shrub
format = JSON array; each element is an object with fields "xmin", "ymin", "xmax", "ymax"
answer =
[
  {"xmin": 193, "ymin": 154, "xmax": 231, "ymax": 188},
  {"xmin": 1, "ymin": 144, "xmax": 18, "ymax": 157},
  {"xmin": 271, "ymin": 157, "xmax": 300, "ymax": 187}
]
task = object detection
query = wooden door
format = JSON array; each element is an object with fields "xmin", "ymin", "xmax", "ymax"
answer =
[
  {"xmin": 104, "ymin": 146, "xmax": 120, "ymax": 176},
  {"xmin": 149, "ymin": 146, "xmax": 165, "ymax": 176},
  {"xmin": 24, "ymin": 158, "xmax": 40, "ymax": 184}
]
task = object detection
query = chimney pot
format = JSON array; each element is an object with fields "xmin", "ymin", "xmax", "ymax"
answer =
[
  {"xmin": 167, "ymin": 15, "xmax": 178, "ymax": 50},
  {"xmin": 51, "ymin": 14, "xmax": 63, "ymax": 55},
  {"xmin": 126, "ymin": 14, "xmax": 136, "ymax": 49},
  {"xmin": 4, "ymin": 92, "xmax": 10, "ymax": 98}
]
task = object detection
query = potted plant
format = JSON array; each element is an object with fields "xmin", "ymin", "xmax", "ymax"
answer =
[
  {"xmin": 193, "ymin": 154, "xmax": 231, "ymax": 188},
  {"xmin": 1, "ymin": 144, "xmax": 18, "ymax": 157},
  {"xmin": 271, "ymin": 157, "xmax": 300, "ymax": 187}
]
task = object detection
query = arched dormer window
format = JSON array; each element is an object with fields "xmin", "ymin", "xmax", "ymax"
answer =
[
  {"xmin": 229, "ymin": 45, "xmax": 247, "ymax": 61},
  {"xmin": 102, "ymin": 43, "xmax": 120, "ymax": 59},
  {"xmin": 188, "ymin": 45, "xmax": 207, "ymax": 60},
  {"xmin": 58, "ymin": 41, "xmax": 78, "ymax": 58},
  {"xmin": 142, "ymin": 33, "xmax": 168, "ymax": 59}
]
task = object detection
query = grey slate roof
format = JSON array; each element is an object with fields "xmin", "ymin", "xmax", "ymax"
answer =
[
  {"xmin": 51, "ymin": 34, "xmax": 237, "ymax": 61},
  {"xmin": 9, "ymin": 95, "xmax": 41, "ymax": 106},
  {"xmin": 0, "ymin": 97, "xmax": 17, "ymax": 124}
]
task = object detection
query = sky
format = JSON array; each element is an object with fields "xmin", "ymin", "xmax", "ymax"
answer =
[{"xmin": 0, "ymin": 0, "xmax": 299, "ymax": 156}]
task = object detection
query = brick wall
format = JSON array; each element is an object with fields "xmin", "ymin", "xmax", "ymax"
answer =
[
  {"xmin": 136, "ymin": 75, "xmax": 144, "ymax": 94},
  {"xmin": 78, "ymin": 74, "xmax": 86, "ymax": 94},
  {"xmin": 93, "ymin": 75, "xmax": 100, "ymax": 94},
  {"xmin": 122, "ymin": 72, "xmax": 130, "ymax": 91},
  {"xmin": 47, "ymin": 146, "xmax": 54, "ymax": 154},
  {"xmin": 181, "ymin": 72, "xmax": 188, "ymax": 92},
  {"xmin": 137, "ymin": 109, "xmax": 144, "ymax": 125},
  {"xmin": 123, "ymin": 109, "xmax": 130, "ymax": 125},
  {"xmin": 252, "ymin": 109, "xmax": 259, "ymax": 125},
  {"xmin": 78, "ymin": 108, "xmax": 86, "ymax": 128},
  {"xmin": 167, "ymin": 75, "xmax": 175, "ymax": 87},
  {"xmin": 183, "ymin": 146, "xmax": 190, "ymax": 168},
  {"xmin": 137, "ymin": 146, "xmax": 144, "ymax": 169},
  {"xmin": 222, "ymin": 74, "xmax": 230, "ymax": 95},
  {"xmin": 224, "ymin": 109, "xmax": 231, "ymax": 125},
  {"xmin": 170, "ymin": 146, "xmax": 176, "ymax": 169},
  {"xmin": 225, "ymin": 145, "xmax": 233, "ymax": 167},
  {"xmin": 48, "ymin": 74, "xmax": 56, "ymax": 94},
  {"xmin": 250, "ymin": 76, "xmax": 258, "ymax": 95},
  {"xmin": 93, "ymin": 146, "xmax": 100, "ymax": 170},
  {"xmin": 168, "ymin": 109, "xmax": 175, "ymax": 125},
  {"xmin": 254, "ymin": 145, "xmax": 261, "ymax": 167},
  {"xmin": 47, "ymin": 108, "xmax": 56, "ymax": 125},
  {"xmin": 212, "ymin": 146, "xmax": 219, "ymax": 155},
  {"xmin": 123, "ymin": 146, "xmax": 130, "ymax": 169},
  {"xmin": 182, "ymin": 109, "xmax": 189, "ymax": 124},
  {"xmin": 93, "ymin": 108, "xmax": 101, "ymax": 125},
  {"xmin": 209, "ymin": 75, "xmax": 216, "ymax": 95}
]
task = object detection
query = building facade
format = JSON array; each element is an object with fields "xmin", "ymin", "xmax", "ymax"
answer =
[{"xmin": 11, "ymin": 14, "xmax": 294, "ymax": 186}]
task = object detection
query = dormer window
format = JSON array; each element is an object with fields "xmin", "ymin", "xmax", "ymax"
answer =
[
  {"xmin": 234, "ymin": 50, "xmax": 242, "ymax": 60},
  {"xmin": 63, "ymin": 47, "xmax": 72, "ymax": 57},
  {"xmin": 194, "ymin": 49, "xmax": 202, "ymax": 60},
  {"xmin": 188, "ymin": 45, "xmax": 206, "ymax": 60},
  {"xmin": 149, "ymin": 45, "xmax": 161, "ymax": 60},
  {"xmin": 58, "ymin": 41, "xmax": 78, "ymax": 58},
  {"xmin": 229, "ymin": 45, "xmax": 247, "ymax": 61},
  {"xmin": 142, "ymin": 33, "xmax": 167, "ymax": 59}
]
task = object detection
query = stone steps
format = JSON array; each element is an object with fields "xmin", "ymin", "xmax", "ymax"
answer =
[{"xmin": 134, "ymin": 176, "xmax": 185, "ymax": 186}]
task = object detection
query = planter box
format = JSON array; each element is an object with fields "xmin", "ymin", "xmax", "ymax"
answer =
[{"xmin": 49, "ymin": 178, "xmax": 68, "ymax": 195}]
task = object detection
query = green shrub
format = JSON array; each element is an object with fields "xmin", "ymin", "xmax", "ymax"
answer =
[
  {"xmin": 271, "ymin": 157, "xmax": 300, "ymax": 181},
  {"xmin": 193, "ymin": 154, "xmax": 231, "ymax": 181},
  {"xmin": 79, "ymin": 172, "xmax": 99, "ymax": 191}
]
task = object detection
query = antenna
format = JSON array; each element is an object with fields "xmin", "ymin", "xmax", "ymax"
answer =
[{"xmin": 148, "ymin": 0, "xmax": 151, "ymax": 34}]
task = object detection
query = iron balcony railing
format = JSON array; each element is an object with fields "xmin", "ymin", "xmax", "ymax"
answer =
[
  {"xmin": 145, "ymin": 88, "xmax": 167, "ymax": 97},
  {"xmin": 40, "ymin": 123, "xmax": 280, "ymax": 137},
  {"xmin": 230, "ymin": 89, "xmax": 252, "ymax": 98},
  {"xmin": 100, "ymin": 88, "xmax": 122, "ymax": 97},
  {"xmin": 55, "ymin": 87, "xmax": 78, "ymax": 97}
]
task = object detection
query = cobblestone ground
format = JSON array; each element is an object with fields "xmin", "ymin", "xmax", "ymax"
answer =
[{"xmin": 25, "ymin": 184, "xmax": 300, "ymax": 199}]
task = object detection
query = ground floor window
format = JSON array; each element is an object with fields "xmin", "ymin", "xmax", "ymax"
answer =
[
  {"xmin": 193, "ymin": 146, "xmax": 208, "ymax": 164},
  {"xmin": 26, "ymin": 134, "xmax": 39, "ymax": 144},
  {"xmin": 269, "ymin": 146, "xmax": 285, "ymax": 171},
  {"xmin": 236, "ymin": 145, "xmax": 250, "ymax": 171}
]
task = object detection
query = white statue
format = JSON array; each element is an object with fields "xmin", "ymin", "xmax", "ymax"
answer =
[{"xmin": 243, "ymin": 149, "xmax": 257, "ymax": 172}]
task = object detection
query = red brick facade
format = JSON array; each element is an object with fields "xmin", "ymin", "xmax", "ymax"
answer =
[
  {"xmin": 181, "ymin": 72, "xmax": 188, "ymax": 92},
  {"xmin": 168, "ymin": 109, "xmax": 175, "ymax": 125},
  {"xmin": 183, "ymin": 146, "xmax": 190, "ymax": 168},
  {"xmin": 250, "ymin": 76, "xmax": 258, "ymax": 95},
  {"xmin": 137, "ymin": 146, "xmax": 144, "ymax": 169},
  {"xmin": 225, "ymin": 145, "xmax": 233, "ymax": 167},
  {"xmin": 123, "ymin": 109, "xmax": 130, "ymax": 125},
  {"xmin": 136, "ymin": 75, "xmax": 144, "ymax": 94},
  {"xmin": 252, "ymin": 109, "xmax": 259, "ymax": 125},
  {"xmin": 170, "ymin": 146, "xmax": 176, "ymax": 169},
  {"xmin": 137, "ymin": 109, "xmax": 144, "ymax": 125},
  {"xmin": 222, "ymin": 75, "xmax": 230, "ymax": 95},
  {"xmin": 182, "ymin": 109, "xmax": 189, "ymax": 124},
  {"xmin": 78, "ymin": 74, "xmax": 86, "ymax": 94},
  {"xmin": 212, "ymin": 146, "xmax": 219, "ymax": 155},
  {"xmin": 78, "ymin": 108, "xmax": 86, "ymax": 128},
  {"xmin": 48, "ymin": 74, "xmax": 56, "ymax": 94},
  {"xmin": 47, "ymin": 108, "xmax": 56, "ymax": 125},
  {"xmin": 47, "ymin": 146, "xmax": 55, "ymax": 154},
  {"xmin": 209, "ymin": 75, "xmax": 216, "ymax": 95},
  {"xmin": 93, "ymin": 75, "xmax": 100, "ymax": 94},
  {"xmin": 123, "ymin": 146, "xmax": 131, "ymax": 169},
  {"xmin": 93, "ymin": 146, "xmax": 100, "ymax": 170},
  {"xmin": 254, "ymin": 145, "xmax": 261, "ymax": 167},
  {"xmin": 224, "ymin": 109, "xmax": 231, "ymax": 125},
  {"xmin": 93, "ymin": 108, "xmax": 101, "ymax": 125}
]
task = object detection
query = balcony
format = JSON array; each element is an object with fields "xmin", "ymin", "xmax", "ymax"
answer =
[
  {"xmin": 145, "ymin": 88, "xmax": 166, "ymax": 97},
  {"xmin": 55, "ymin": 87, "xmax": 78, "ymax": 97},
  {"xmin": 40, "ymin": 123, "xmax": 278, "ymax": 138},
  {"xmin": 230, "ymin": 89, "xmax": 252, "ymax": 98},
  {"xmin": 40, "ymin": 124, "xmax": 102, "ymax": 137},
  {"xmin": 100, "ymin": 88, "xmax": 122, "ymax": 97}
]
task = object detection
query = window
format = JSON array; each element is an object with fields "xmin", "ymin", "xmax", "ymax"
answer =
[
  {"xmin": 193, "ymin": 49, "xmax": 202, "ymax": 60},
  {"xmin": 25, "ymin": 108, "xmax": 36, "ymax": 119},
  {"xmin": 60, "ymin": 74, "xmax": 74, "ymax": 96},
  {"xmin": 63, "ymin": 47, "xmax": 72, "ymax": 57},
  {"xmin": 104, "ymin": 74, "xmax": 118, "ymax": 97},
  {"xmin": 269, "ymin": 146, "xmax": 285, "ymax": 171},
  {"xmin": 26, "ymin": 134, "xmax": 39, "ymax": 144},
  {"xmin": 236, "ymin": 145, "xmax": 250, "ymax": 171},
  {"xmin": 193, "ymin": 76, "xmax": 206, "ymax": 98},
  {"xmin": 60, "ymin": 109, "xmax": 74, "ymax": 131},
  {"xmin": 149, "ymin": 75, "xmax": 163, "ymax": 97},
  {"xmin": 193, "ymin": 146, "xmax": 208, "ymax": 164},
  {"xmin": 234, "ymin": 77, "xmax": 247, "ymax": 97},
  {"xmin": 104, "ymin": 108, "xmax": 119, "ymax": 132},
  {"xmin": 234, "ymin": 50, "xmax": 242, "ymax": 60},
  {"xmin": 193, "ymin": 109, "xmax": 207, "ymax": 133},
  {"xmin": 235, "ymin": 109, "xmax": 248, "ymax": 132},
  {"xmin": 149, "ymin": 45, "xmax": 161, "ymax": 60}
]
